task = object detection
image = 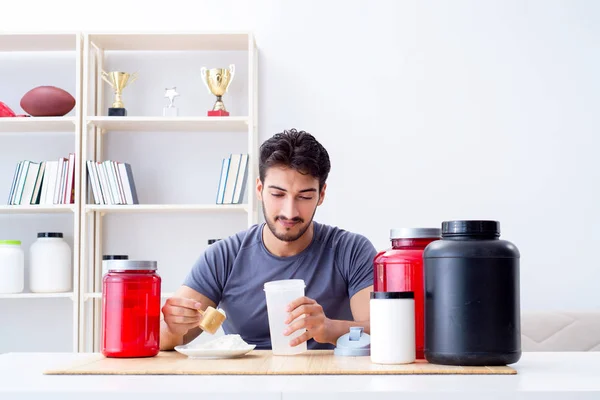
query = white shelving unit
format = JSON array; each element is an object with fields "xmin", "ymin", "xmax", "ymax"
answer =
[
  {"xmin": 79, "ymin": 32, "xmax": 259, "ymax": 352},
  {"xmin": 0, "ymin": 32, "xmax": 83, "ymax": 352},
  {"xmin": 0, "ymin": 31, "xmax": 258, "ymax": 354}
]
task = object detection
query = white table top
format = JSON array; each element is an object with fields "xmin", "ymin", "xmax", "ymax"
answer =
[{"xmin": 1, "ymin": 351, "xmax": 599, "ymax": 400}]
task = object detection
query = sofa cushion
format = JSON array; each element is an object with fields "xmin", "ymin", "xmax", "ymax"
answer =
[{"xmin": 521, "ymin": 311, "xmax": 600, "ymax": 351}]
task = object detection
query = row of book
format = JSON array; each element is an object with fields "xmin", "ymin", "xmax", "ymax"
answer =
[
  {"xmin": 7, "ymin": 155, "xmax": 76, "ymax": 205},
  {"xmin": 86, "ymin": 160, "xmax": 139, "ymax": 205},
  {"xmin": 216, "ymin": 153, "xmax": 249, "ymax": 204},
  {"xmin": 7, "ymin": 155, "xmax": 247, "ymax": 206}
]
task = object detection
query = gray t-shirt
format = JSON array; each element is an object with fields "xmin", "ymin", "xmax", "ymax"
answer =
[{"xmin": 183, "ymin": 221, "xmax": 377, "ymax": 350}]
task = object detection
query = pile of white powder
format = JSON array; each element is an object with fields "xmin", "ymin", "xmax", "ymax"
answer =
[{"xmin": 191, "ymin": 334, "xmax": 251, "ymax": 350}]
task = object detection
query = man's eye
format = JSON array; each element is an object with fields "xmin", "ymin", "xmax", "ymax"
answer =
[
  {"xmin": 271, "ymin": 193, "xmax": 284, "ymax": 197},
  {"xmin": 299, "ymin": 196, "xmax": 313, "ymax": 200}
]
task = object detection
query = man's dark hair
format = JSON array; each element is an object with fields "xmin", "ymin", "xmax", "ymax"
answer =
[{"xmin": 259, "ymin": 129, "xmax": 331, "ymax": 191}]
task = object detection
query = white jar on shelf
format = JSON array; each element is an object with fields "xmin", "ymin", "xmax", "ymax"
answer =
[
  {"xmin": 29, "ymin": 232, "xmax": 72, "ymax": 293},
  {"xmin": 0, "ymin": 240, "xmax": 24, "ymax": 294}
]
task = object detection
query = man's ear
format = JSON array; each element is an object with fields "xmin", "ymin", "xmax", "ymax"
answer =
[
  {"xmin": 256, "ymin": 177, "xmax": 263, "ymax": 201},
  {"xmin": 317, "ymin": 183, "xmax": 327, "ymax": 206}
]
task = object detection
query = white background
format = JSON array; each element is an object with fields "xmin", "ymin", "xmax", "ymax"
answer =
[{"xmin": 0, "ymin": 0, "xmax": 599, "ymax": 352}]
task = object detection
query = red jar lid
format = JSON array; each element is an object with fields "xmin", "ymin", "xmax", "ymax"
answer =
[
  {"xmin": 390, "ymin": 228, "xmax": 440, "ymax": 239},
  {"xmin": 105, "ymin": 260, "xmax": 157, "ymax": 272}
]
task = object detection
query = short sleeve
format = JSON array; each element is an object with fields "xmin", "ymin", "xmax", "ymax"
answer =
[
  {"xmin": 337, "ymin": 232, "xmax": 378, "ymax": 298},
  {"xmin": 182, "ymin": 235, "xmax": 241, "ymax": 306}
]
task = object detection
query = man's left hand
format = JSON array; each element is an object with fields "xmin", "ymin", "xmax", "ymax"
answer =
[{"xmin": 284, "ymin": 296, "xmax": 332, "ymax": 347}]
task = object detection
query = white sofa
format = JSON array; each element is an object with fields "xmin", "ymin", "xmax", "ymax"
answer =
[{"xmin": 521, "ymin": 311, "xmax": 600, "ymax": 351}]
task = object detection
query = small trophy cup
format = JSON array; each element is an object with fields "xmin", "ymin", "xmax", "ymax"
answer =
[
  {"xmin": 163, "ymin": 87, "xmax": 179, "ymax": 117},
  {"xmin": 200, "ymin": 64, "xmax": 235, "ymax": 116},
  {"xmin": 101, "ymin": 70, "xmax": 138, "ymax": 116}
]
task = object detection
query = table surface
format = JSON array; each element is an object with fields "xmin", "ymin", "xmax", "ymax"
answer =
[{"xmin": 1, "ymin": 351, "xmax": 599, "ymax": 400}]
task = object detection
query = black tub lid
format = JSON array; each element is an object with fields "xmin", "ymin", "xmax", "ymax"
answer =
[{"xmin": 370, "ymin": 292, "xmax": 414, "ymax": 299}]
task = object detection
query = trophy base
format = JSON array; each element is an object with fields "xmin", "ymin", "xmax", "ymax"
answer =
[
  {"xmin": 108, "ymin": 108, "xmax": 127, "ymax": 117},
  {"xmin": 163, "ymin": 107, "xmax": 178, "ymax": 117},
  {"xmin": 207, "ymin": 110, "xmax": 229, "ymax": 117}
]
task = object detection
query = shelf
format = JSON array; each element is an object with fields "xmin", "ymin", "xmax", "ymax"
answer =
[
  {"xmin": 0, "ymin": 33, "xmax": 77, "ymax": 52},
  {"xmin": 0, "ymin": 117, "xmax": 76, "ymax": 133},
  {"xmin": 0, "ymin": 204, "xmax": 76, "ymax": 214},
  {"xmin": 85, "ymin": 292, "xmax": 174, "ymax": 300},
  {"xmin": 88, "ymin": 32, "xmax": 252, "ymax": 51},
  {"xmin": 85, "ymin": 204, "xmax": 248, "ymax": 214},
  {"xmin": 86, "ymin": 116, "xmax": 248, "ymax": 132},
  {"xmin": 0, "ymin": 292, "xmax": 74, "ymax": 299},
  {"xmin": 0, "ymin": 30, "xmax": 258, "ymax": 355}
]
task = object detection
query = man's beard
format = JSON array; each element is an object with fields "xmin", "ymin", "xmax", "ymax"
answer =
[{"xmin": 262, "ymin": 200, "xmax": 317, "ymax": 242}]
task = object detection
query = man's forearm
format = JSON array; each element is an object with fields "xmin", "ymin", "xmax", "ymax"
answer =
[
  {"xmin": 324, "ymin": 318, "xmax": 370, "ymax": 345},
  {"xmin": 160, "ymin": 321, "xmax": 183, "ymax": 351}
]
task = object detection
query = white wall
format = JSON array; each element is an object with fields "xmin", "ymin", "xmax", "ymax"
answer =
[{"xmin": 1, "ymin": 0, "xmax": 599, "ymax": 352}]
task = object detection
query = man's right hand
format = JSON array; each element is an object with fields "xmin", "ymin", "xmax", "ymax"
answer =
[
  {"xmin": 161, "ymin": 297, "xmax": 203, "ymax": 336},
  {"xmin": 160, "ymin": 286, "xmax": 217, "ymax": 350}
]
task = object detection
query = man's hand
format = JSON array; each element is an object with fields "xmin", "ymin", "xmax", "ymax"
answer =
[
  {"xmin": 283, "ymin": 296, "xmax": 333, "ymax": 346},
  {"xmin": 282, "ymin": 287, "xmax": 373, "ymax": 349},
  {"xmin": 160, "ymin": 286, "xmax": 217, "ymax": 351},
  {"xmin": 161, "ymin": 297, "xmax": 203, "ymax": 336}
]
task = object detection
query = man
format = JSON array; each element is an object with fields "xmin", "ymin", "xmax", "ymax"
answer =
[{"xmin": 160, "ymin": 129, "xmax": 377, "ymax": 351}]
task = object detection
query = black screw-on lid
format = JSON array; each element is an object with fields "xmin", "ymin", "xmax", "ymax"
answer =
[
  {"xmin": 442, "ymin": 220, "xmax": 500, "ymax": 237},
  {"xmin": 370, "ymin": 291, "xmax": 414, "ymax": 299},
  {"xmin": 37, "ymin": 232, "xmax": 63, "ymax": 238},
  {"xmin": 102, "ymin": 255, "xmax": 129, "ymax": 260}
]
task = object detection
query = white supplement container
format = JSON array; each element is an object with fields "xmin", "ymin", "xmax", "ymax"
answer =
[
  {"xmin": 264, "ymin": 279, "xmax": 307, "ymax": 356},
  {"xmin": 370, "ymin": 291, "xmax": 416, "ymax": 364},
  {"xmin": 0, "ymin": 240, "xmax": 24, "ymax": 293},
  {"xmin": 29, "ymin": 232, "xmax": 72, "ymax": 293},
  {"xmin": 102, "ymin": 254, "xmax": 129, "ymax": 277}
]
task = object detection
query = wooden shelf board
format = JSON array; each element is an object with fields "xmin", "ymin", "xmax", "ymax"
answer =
[
  {"xmin": 0, "ymin": 204, "xmax": 76, "ymax": 214},
  {"xmin": 0, "ymin": 292, "xmax": 74, "ymax": 299},
  {"xmin": 0, "ymin": 117, "xmax": 76, "ymax": 133},
  {"xmin": 88, "ymin": 32, "xmax": 251, "ymax": 51},
  {"xmin": 87, "ymin": 116, "xmax": 248, "ymax": 132},
  {"xmin": 85, "ymin": 204, "xmax": 248, "ymax": 213},
  {"xmin": 0, "ymin": 33, "xmax": 78, "ymax": 51}
]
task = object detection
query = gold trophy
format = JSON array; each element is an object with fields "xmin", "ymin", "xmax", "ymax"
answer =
[
  {"xmin": 101, "ymin": 70, "xmax": 138, "ymax": 116},
  {"xmin": 201, "ymin": 64, "xmax": 235, "ymax": 116}
]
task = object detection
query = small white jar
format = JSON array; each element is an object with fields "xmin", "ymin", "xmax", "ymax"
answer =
[
  {"xmin": 29, "ymin": 232, "xmax": 72, "ymax": 293},
  {"xmin": 370, "ymin": 291, "xmax": 416, "ymax": 364},
  {"xmin": 102, "ymin": 254, "xmax": 129, "ymax": 277},
  {"xmin": 0, "ymin": 240, "xmax": 24, "ymax": 294}
]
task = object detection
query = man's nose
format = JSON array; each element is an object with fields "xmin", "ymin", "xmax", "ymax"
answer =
[{"xmin": 282, "ymin": 198, "xmax": 300, "ymax": 219}]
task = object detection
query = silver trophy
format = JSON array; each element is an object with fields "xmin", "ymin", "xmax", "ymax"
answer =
[{"xmin": 163, "ymin": 87, "xmax": 180, "ymax": 116}]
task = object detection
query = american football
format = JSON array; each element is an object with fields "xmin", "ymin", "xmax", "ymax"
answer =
[{"xmin": 20, "ymin": 86, "xmax": 76, "ymax": 117}]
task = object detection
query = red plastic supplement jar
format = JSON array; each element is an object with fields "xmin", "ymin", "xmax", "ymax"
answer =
[
  {"xmin": 101, "ymin": 260, "xmax": 161, "ymax": 358},
  {"xmin": 374, "ymin": 228, "xmax": 440, "ymax": 360}
]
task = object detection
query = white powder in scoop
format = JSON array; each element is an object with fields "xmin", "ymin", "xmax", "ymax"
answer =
[{"xmin": 192, "ymin": 334, "xmax": 250, "ymax": 350}]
